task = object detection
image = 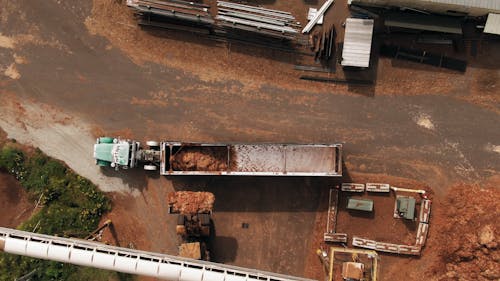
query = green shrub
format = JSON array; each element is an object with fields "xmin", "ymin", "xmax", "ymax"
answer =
[
  {"xmin": 0, "ymin": 146, "xmax": 26, "ymax": 180},
  {"xmin": 0, "ymin": 143, "xmax": 130, "ymax": 281}
]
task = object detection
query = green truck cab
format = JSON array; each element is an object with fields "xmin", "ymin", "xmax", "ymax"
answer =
[{"xmin": 93, "ymin": 137, "xmax": 139, "ymax": 170}]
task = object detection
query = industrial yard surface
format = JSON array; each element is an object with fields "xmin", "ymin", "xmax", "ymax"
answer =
[{"xmin": 0, "ymin": 0, "xmax": 498, "ymax": 280}]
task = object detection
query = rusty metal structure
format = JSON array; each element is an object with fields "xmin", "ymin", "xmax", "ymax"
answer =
[
  {"xmin": 126, "ymin": 0, "xmax": 304, "ymax": 49},
  {"xmin": 324, "ymin": 188, "xmax": 348, "ymax": 243},
  {"xmin": 216, "ymin": 1, "xmax": 301, "ymax": 40},
  {"xmin": 327, "ymin": 247, "xmax": 379, "ymax": 281}
]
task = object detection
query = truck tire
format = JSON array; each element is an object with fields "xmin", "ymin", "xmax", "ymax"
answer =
[
  {"xmin": 199, "ymin": 213, "xmax": 210, "ymax": 226},
  {"xmin": 99, "ymin": 137, "xmax": 114, "ymax": 144},
  {"xmin": 177, "ymin": 215, "xmax": 185, "ymax": 226},
  {"xmin": 143, "ymin": 165, "xmax": 157, "ymax": 171}
]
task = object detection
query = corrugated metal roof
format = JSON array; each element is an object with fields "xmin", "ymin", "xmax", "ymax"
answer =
[
  {"xmin": 485, "ymin": 13, "xmax": 500, "ymax": 35},
  {"xmin": 385, "ymin": 13, "xmax": 463, "ymax": 34},
  {"xmin": 350, "ymin": 0, "xmax": 500, "ymax": 13},
  {"xmin": 425, "ymin": 0, "xmax": 500, "ymax": 10},
  {"xmin": 341, "ymin": 18, "xmax": 374, "ymax": 68}
]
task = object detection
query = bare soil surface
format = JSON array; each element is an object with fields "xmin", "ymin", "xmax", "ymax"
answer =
[
  {"xmin": 84, "ymin": 0, "xmax": 500, "ymax": 109},
  {"xmin": 429, "ymin": 179, "xmax": 499, "ymax": 281},
  {"xmin": 0, "ymin": 0, "xmax": 498, "ymax": 280},
  {"xmin": 336, "ymin": 191, "xmax": 419, "ymax": 245},
  {"xmin": 303, "ymin": 174, "xmax": 500, "ymax": 281},
  {"xmin": 99, "ymin": 176, "xmax": 177, "ymax": 252},
  {"xmin": 0, "ymin": 92, "xmax": 145, "ymax": 195},
  {"xmin": 0, "ymin": 171, "xmax": 34, "ymax": 228},
  {"xmin": 302, "ymin": 173, "xmax": 433, "ymax": 280}
]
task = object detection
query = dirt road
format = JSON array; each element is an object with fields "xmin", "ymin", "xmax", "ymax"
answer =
[
  {"xmin": 0, "ymin": 0, "xmax": 497, "ymax": 189},
  {"xmin": 0, "ymin": 94, "xmax": 146, "ymax": 195}
]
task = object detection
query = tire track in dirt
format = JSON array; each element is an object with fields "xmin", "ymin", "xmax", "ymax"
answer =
[{"xmin": 0, "ymin": 92, "xmax": 143, "ymax": 195}]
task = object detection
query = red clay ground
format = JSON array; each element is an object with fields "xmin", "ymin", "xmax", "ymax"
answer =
[
  {"xmin": 303, "ymin": 173, "xmax": 499, "ymax": 281},
  {"xmin": 0, "ymin": 172, "xmax": 34, "ymax": 228},
  {"xmin": 85, "ymin": 0, "xmax": 500, "ymax": 110},
  {"xmin": 430, "ymin": 179, "xmax": 499, "ymax": 281},
  {"xmin": 99, "ymin": 177, "xmax": 177, "ymax": 252},
  {"xmin": 97, "ymin": 176, "xmax": 178, "ymax": 281},
  {"xmin": 336, "ymin": 191, "xmax": 419, "ymax": 245},
  {"xmin": 0, "ymin": 129, "xmax": 34, "ymax": 229}
]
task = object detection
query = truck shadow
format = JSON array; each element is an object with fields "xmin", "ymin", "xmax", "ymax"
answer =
[
  {"xmin": 170, "ymin": 176, "xmax": 341, "ymax": 212},
  {"xmin": 211, "ymin": 236, "xmax": 238, "ymax": 263},
  {"xmin": 100, "ymin": 167, "xmax": 150, "ymax": 192}
]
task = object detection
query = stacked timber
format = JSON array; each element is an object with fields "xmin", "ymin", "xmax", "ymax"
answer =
[{"xmin": 216, "ymin": 1, "xmax": 301, "ymax": 40}]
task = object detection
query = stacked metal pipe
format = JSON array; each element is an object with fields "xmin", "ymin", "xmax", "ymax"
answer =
[
  {"xmin": 125, "ymin": 0, "xmax": 305, "ymax": 49},
  {"xmin": 127, "ymin": 0, "xmax": 214, "ymax": 29},
  {"xmin": 216, "ymin": 1, "xmax": 301, "ymax": 39}
]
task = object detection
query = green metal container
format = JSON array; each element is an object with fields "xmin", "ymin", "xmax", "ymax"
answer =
[
  {"xmin": 347, "ymin": 198, "xmax": 374, "ymax": 212},
  {"xmin": 397, "ymin": 196, "xmax": 416, "ymax": 220}
]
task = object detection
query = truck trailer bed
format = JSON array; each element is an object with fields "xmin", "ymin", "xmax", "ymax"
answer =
[{"xmin": 160, "ymin": 142, "xmax": 342, "ymax": 176}]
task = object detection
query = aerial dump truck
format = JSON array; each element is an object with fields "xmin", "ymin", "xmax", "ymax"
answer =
[{"xmin": 94, "ymin": 137, "xmax": 343, "ymax": 176}]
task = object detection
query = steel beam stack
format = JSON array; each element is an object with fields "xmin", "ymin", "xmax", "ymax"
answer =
[
  {"xmin": 125, "ymin": 0, "xmax": 307, "ymax": 52},
  {"xmin": 216, "ymin": 1, "xmax": 301, "ymax": 40},
  {"xmin": 127, "ymin": 0, "xmax": 214, "ymax": 31}
]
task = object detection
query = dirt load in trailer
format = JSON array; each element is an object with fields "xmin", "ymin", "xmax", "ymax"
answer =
[{"xmin": 160, "ymin": 142, "xmax": 342, "ymax": 176}]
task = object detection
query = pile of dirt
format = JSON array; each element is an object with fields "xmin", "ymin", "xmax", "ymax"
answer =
[
  {"xmin": 172, "ymin": 147, "xmax": 228, "ymax": 171},
  {"xmin": 167, "ymin": 191, "xmax": 215, "ymax": 214},
  {"xmin": 431, "ymin": 183, "xmax": 499, "ymax": 281}
]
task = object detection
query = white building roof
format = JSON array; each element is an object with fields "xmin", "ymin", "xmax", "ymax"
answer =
[
  {"xmin": 423, "ymin": 0, "xmax": 499, "ymax": 10},
  {"xmin": 341, "ymin": 18, "xmax": 374, "ymax": 68},
  {"xmin": 348, "ymin": 0, "xmax": 500, "ymax": 16},
  {"xmin": 485, "ymin": 13, "xmax": 500, "ymax": 35},
  {"xmin": 349, "ymin": 0, "xmax": 499, "ymax": 10}
]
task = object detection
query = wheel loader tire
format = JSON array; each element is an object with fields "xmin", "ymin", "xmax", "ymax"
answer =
[
  {"xmin": 177, "ymin": 215, "xmax": 185, "ymax": 225},
  {"xmin": 199, "ymin": 214, "xmax": 210, "ymax": 226},
  {"xmin": 201, "ymin": 226, "xmax": 210, "ymax": 237}
]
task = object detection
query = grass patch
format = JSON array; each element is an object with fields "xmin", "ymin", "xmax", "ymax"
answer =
[{"xmin": 0, "ymin": 142, "xmax": 132, "ymax": 281}]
